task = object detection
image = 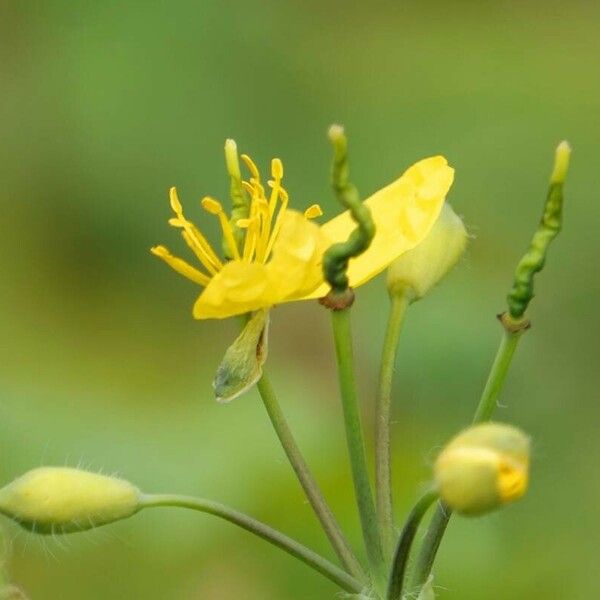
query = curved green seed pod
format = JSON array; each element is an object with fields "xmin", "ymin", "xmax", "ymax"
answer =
[
  {"xmin": 322, "ymin": 125, "xmax": 375, "ymax": 297},
  {"xmin": 507, "ymin": 141, "xmax": 571, "ymax": 320}
]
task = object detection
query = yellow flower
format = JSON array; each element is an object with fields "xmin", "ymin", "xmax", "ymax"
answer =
[{"xmin": 152, "ymin": 148, "xmax": 454, "ymax": 319}]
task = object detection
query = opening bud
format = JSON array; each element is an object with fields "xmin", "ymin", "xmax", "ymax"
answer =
[
  {"xmin": 0, "ymin": 467, "xmax": 141, "ymax": 534},
  {"xmin": 434, "ymin": 422, "xmax": 530, "ymax": 516},
  {"xmin": 386, "ymin": 204, "xmax": 467, "ymax": 301},
  {"xmin": 213, "ymin": 309, "xmax": 269, "ymax": 403}
]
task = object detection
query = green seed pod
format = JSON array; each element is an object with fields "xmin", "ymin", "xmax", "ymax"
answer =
[
  {"xmin": 0, "ymin": 467, "xmax": 141, "ymax": 534},
  {"xmin": 434, "ymin": 422, "xmax": 530, "ymax": 516},
  {"xmin": 387, "ymin": 203, "xmax": 467, "ymax": 301}
]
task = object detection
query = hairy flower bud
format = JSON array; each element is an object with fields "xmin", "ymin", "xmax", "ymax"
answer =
[
  {"xmin": 0, "ymin": 467, "xmax": 141, "ymax": 534},
  {"xmin": 434, "ymin": 422, "xmax": 529, "ymax": 516},
  {"xmin": 387, "ymin": 204, "xmax": 467, "ymax": 301}
]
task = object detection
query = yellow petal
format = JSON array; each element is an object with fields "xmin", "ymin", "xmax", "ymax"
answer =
[
  {"xmin": 266, "ymin": 210, "xmax": 329, "ymax": 301},
  {"xmin": 193, "ymin": 211, "xmax": 328, "ymax": 318},
  {"xmin": 193, "ymin": 261, "xmax": 274, "ymax": 319},
  {"xmin": 304, "ymin": 156, "xmax": 454, "ymax": 299}
]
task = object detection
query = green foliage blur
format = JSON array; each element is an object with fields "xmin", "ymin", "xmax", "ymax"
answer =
[{"xmin": 1, "ymin": 2, "xmax": 598, "ymax": 598}]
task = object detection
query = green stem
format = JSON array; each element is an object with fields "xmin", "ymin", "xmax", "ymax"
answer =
[
  {"xmin": 408, "ymin": 499, "xmax": 451, "ymax": 594},
  {"xmin": 375, "ymin": 294, "xmax": 410, "ymax": 558},
  {"xmin": 410, "ymin": 327, "xmax": 524, "ymax": 592},
  {"xmin": 472, "ymin": 328, "xmax": 523, "ymax": 424},
  {"xmin": 386, "ymin": 489, "xmax": 439, "ymax": 600},
  {"xmin": 330, "ymin": 308, "xmax": 385, "ymax": 585},
  {"xmin": 139, "ymin": 494, "xmax": 362, "ymax": 594},
  {"xmin": 256, "ymin": 374, "xmax": 365, "ymax": 581}
]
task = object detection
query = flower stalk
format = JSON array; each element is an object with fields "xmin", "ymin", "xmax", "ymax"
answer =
[
  {"xmin": 386, "ymin": 488, "xmax": 438, "ymax": 600},
  {"xmin": 256, "ymin": 373, "xmax": 365, "ymax": 580},
  {"xmin": 409, "ymin": 325, "xmax": 527, "ymax": 591},
  {"xmin": 377, "ymin": 203, "xmax": 468, "ymax": 560},
  {"xmin": 139, "ymin": 493, "xmax": 363, "ymax": 594},
  {"xmin": 331, "ymin": 308, "xmax": 385, "ymax": 584},
  {"xmin": 472, "ymin": 322, "xmax": 525, "ymax": 424},
  {"xmin": 375, "ymin": 292, "xmax": 410, "ymax": 558}
]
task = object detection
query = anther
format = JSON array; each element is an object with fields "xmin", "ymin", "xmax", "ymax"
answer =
[
  {"xmin": 150, "ymin": 245, "xmax": 169, "ymax": 258},
  {"xmin": 169, "ymin": 187, "xmax": 183, "ymax": 214},
  {"xmin": 271, "ymin": 158, "xmax": 283, "ymax": 181},
  {"xmin": 201, "ymin": 197, "xmax": 223, "ymax": 215},
  {"xmin": 151, "ymin": 246, "xmax": 211, "ymax": 286},
  {"xmin": 241, "ymin": 154, "xmax": 260, "ymax": 182},
  {"xmin": 201, "ymin": 197, "xmax": 241, "ymax": 261},
  {"xmin": 242, "ymin": 181, "xmax": 255, "ymax": 196},
  {"xmin": 304, "ymin": 204, "xmax": 323, "ymax": 219}
]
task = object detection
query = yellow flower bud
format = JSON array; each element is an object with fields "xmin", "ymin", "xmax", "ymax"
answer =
[
  {"xmin": 0, "ymin": 467, "xmax": 141, "ymax": 534},
  {"xmin": 434, "ymin": 422, "xmax": 529, "ymax": 516},
  {"xmin": 386, "ymin": 204, "xmax": 467, "ymax": 301}
]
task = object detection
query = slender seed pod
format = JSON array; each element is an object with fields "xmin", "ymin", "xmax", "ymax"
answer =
[
  {"xmin": 506, "ymin": 140, "xmax": 571, "ymax": 320},
  {"xmin": 0, "ymin": 467, "xmax": 141, "ymax": 534},
  {"xmin": 387, "ymin": 203, "xmax": 468, "ymax": 302},
  {"xmin": 322, "ymin": 124, "xmax": 375, "ymax": 299},
  {"xmin": 434, "ymin": 422, "xmax": 530, "ymax": 516}
]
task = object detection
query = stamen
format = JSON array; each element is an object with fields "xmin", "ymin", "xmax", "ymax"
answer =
[
  {"xmin": 151, "ymin": 246, "xmax": 210, "ymax": 286},
  {"xmin": 267, "ymin": 179, "xmax": 281, "ymax": 218},
  {"xmin": 267, "ymin": 159, "xmax": 284, "ymax": 216},
  {"xmin": 238, "ymin": 216, "xmax": 259, "ymax": 261},
  {"xmin": 264, "ymin": 186, "xmax": 289, "ymax": 260},
  {"xmin": 167, "ymin": 188, "xmax": 222, "ymax": 273},
  {"xmin": 244, "ymin": 176, "xmax": 266, "ymax": 200},
  {"xmin": 201, "ymin": 197, "xmax": 223, "ymax": 214},
  {"xmin": 242, "ymin": 181, "xmax": 255, "ymax": 196},
  {"xmin": 253, "ymin": 180, "xmax": 266, "ymax": 199},
  {"xmin": 241, "ymin": 179, "xmax": 271, "ymax": 262},
  {"xmin": 253, "ymin": 198, "xmax": 272, "ymax": 263},
  {"xmin": 304, "ymin": 204, "xmax": 323, "ymax": 219},
  {"xmin": 201, "ymin": 197, "xmax": 241, "ymax": 261},
  {"xmin": 271, "ymin": 158, "xmax": 283, "ymax": 181},
  {"xmin": 241, "ymin": 154, "xmax": 260, "ymax": 183},
  {"xmin": 181, "ymin": 231, "xmax": 219, "ymax": 275},
  {"xmin": 169, "ymin": 187, "xmax": 184, "ymax": 215}
]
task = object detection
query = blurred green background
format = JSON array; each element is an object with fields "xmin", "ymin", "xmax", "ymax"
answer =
[{"xmin": 1, "ymin": 1, "xmax": 598, "ymax": 598}]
